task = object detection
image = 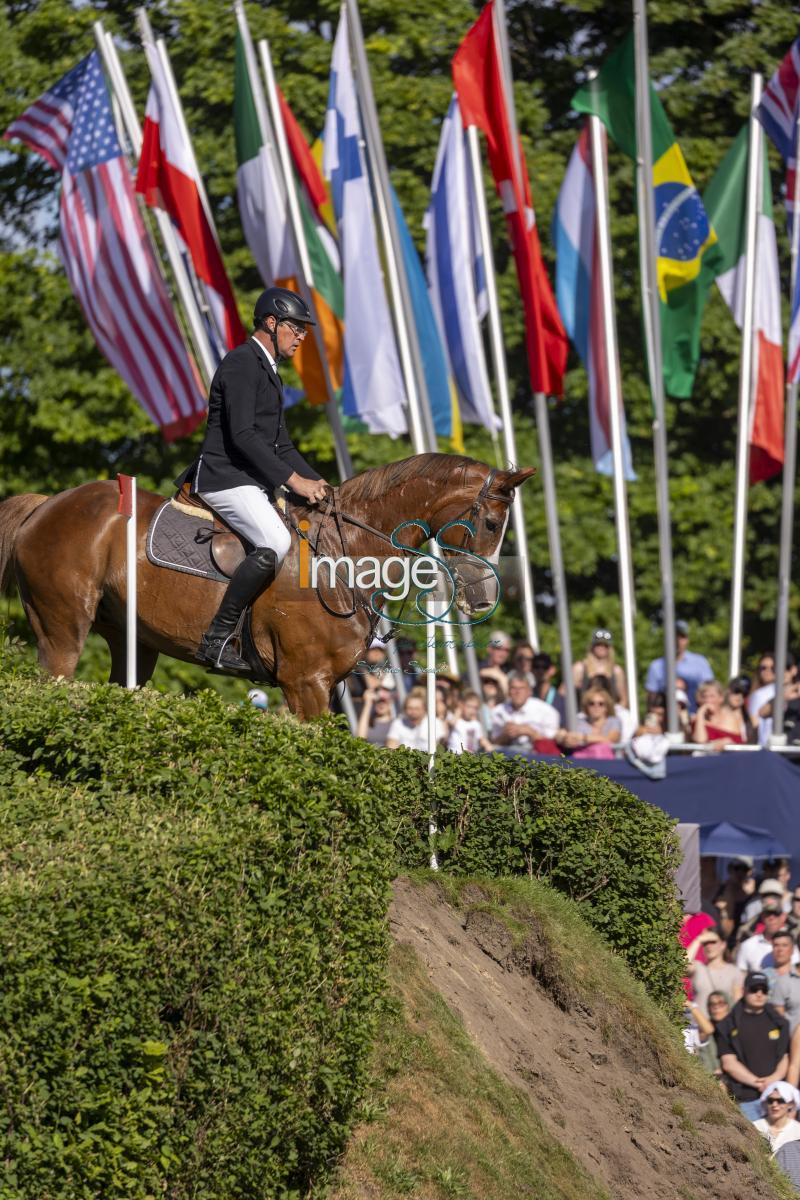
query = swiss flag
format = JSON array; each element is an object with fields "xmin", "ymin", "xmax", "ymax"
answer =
[
  {"xmin": 136, "ymin": 55, "xmax": 246, "ymax": 353},
  {"xmin": 453, "ymin": 2, "xmax": 567, "ymax": 397}
]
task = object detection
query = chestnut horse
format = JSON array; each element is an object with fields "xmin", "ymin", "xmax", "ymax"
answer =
[{"xmin": 0, "ymin": 454, "xmax": 533, "ymax": 719}]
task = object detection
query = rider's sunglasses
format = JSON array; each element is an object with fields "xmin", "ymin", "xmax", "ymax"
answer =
[{"xmin": 281, "ymin": 319, "xmax": 308, "ymax": 338}]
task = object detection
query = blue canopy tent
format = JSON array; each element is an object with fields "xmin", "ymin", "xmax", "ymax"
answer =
[
  {"xmin": 698, "ymin": 820, "xmax": 791, "ymax": 860},
  {"xmin": 495, "ymin": 748, "xmax": 800, "ymax": 865}
]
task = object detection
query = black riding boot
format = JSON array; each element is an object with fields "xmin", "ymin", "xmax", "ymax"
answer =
[{"xmin": 196, "ymin": 547, "xmax": 278, "ymax": 673}]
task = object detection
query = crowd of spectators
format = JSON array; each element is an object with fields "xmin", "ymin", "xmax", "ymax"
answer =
[
  {"xmin": 338, "ymin": 621, "xmax": 800, "ymax": 759},
  {"xmin": 682, "ymin": 858, "xmax": 800, "ymax": 1189}
]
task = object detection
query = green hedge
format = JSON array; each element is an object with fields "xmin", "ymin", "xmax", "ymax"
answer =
[
  {"xmin": 0, "ymin": 669, "xmax": 395, "ymax": 1199},
  {"xmin": 0, "ymin": 654, "xmax": 686, "ymax": 1196}
]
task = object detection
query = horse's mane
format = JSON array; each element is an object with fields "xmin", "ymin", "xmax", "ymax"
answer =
[
  {"xmin": 289, "ymin": 455, "xmax": 484, "ymax": 555},
  {"xmin": 339, "ymin": 453, "xmax": 478, "ymax": 506}
]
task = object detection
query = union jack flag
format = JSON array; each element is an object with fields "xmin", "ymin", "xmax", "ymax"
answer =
[
  {"xmin": 4, "ymin": 52, "xmax": 206, "ymax": 439},
  {"xmin": 756, "ymin": 36, "xmax": 800, "ymax": 383}
]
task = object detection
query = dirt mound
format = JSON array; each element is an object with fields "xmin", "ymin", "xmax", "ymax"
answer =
[{"xmin": 388, "ymin": 879, "xmax": 781, "ymax": 1200}]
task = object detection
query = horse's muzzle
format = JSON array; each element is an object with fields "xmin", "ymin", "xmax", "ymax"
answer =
[{"xmin": 452, "ymin": 559, "xmax": 500, "ymax": 617}]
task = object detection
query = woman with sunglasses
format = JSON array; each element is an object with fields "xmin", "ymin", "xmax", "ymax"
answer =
[
  {"xmin": 686, "ymin": 927, "xmax": 743, "ymax": 1016},
  {"xmin": 176, "ymin": 287, "xmax": 329, "ymax": 673},
  {"xmin": 569, "ymin": 685, "xmax": 621, "ymax": 759},
  {"xmin": 693, "ymin": 677, "xmax": 753, "ymax": 750},
  {"xmin": 356, "ymin": 681, "xmax": 397, "ymax": 747},
  {"xmin": 752, "ymin": 1082, "xmax": 800, "ymax": 1154},
  {"xmin": 569, "ymin": 628, "xmax": 628, "ymax": 709}
]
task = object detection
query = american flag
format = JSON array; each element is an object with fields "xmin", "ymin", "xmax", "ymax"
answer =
[
  {"xmin": 4, "ymin": 52, "xmax": 206, "ymax": 440},
  {"xmin": 756, "ymin": 37, "xmax": 800, "ymax": 383}
]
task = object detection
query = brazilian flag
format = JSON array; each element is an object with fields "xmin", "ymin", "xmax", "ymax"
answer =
[{"xmin": 573, "ymin": 35, "xmax": 723, "ymax": 398}]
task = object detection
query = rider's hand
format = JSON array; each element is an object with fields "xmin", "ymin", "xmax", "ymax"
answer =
[{"xmin": 286, "ymin": 473, "xmax": 330, "ymax": 505}]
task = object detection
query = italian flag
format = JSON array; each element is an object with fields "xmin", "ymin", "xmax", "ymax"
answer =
[
  {"xmin": 234, "ymin": 31, "xmax": 344, "ymax": 403},
  {"xmin": 706, "ymin": 126, "xmax": 784, "ymax": 483},
  {"xmin": 136, "ymin": 51, "xmax": 246, "ymax": 352}
]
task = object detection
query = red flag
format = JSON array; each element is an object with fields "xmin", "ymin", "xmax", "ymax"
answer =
[
  {"xmin": 453, "ymin": 2, "xmax": 567, "ymax": 396},
  {"xmin": 278, "ymin": 88, "xmax": 329, "ymax": 220},
  {"xmin": 136, "ymin": 51, "xmax": 247, "ymax": 353},
  {"xmin": 117, "ymin": 474, "xmax": 135, "ymax": 518}
]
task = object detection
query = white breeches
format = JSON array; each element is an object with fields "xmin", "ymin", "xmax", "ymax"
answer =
[{"xmin": 199, "ymin": 485, "xmax": 292, "ymax": 563}]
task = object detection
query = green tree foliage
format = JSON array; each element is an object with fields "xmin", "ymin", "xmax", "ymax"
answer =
[{"xmin": 2, "ymin": 0, "xmax": 797, "ymax": 688}]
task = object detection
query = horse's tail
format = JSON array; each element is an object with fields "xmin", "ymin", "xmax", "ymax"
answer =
[{"xmin": 0, "ymin": 494, "xmax": 49, "ymax": 596}]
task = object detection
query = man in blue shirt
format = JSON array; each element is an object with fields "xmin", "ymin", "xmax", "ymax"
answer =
[{"xmin": 645, "ymin": 620, "xmax": 714, "ymax": 713}]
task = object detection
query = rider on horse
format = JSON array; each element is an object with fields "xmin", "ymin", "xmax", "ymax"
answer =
[{"xmin": 176, "ymin": 287, "xmax": 329, "ymax": 673}]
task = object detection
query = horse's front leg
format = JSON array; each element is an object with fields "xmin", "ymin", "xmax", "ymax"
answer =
[{"xmin": 280, "ymin": 673, "xmax": 337, "ymax": 721}]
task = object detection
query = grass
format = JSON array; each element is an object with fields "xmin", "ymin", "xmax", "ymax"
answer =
[{"xmin": 327, "ymin": 941, "xmax": 612, "ymax": 1200}]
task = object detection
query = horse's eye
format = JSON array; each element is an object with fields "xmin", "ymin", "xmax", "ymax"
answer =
[{"xmin": 486, "ymin": 519, "xmax": 498, "ymax": 533}]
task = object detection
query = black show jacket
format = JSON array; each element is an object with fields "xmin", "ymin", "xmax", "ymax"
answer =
[{"xmin": 178, "ymin": 339, "xmax": 320, "ymax": 495}]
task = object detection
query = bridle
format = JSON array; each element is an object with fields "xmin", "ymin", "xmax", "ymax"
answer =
[{"xmin": 290, "ymin": 467, "xmax": 514, "ymax": 623}]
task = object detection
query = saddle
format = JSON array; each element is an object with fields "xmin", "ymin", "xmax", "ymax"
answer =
[{"xmin": 172, "ymin": 484, "xmax": 246, "ymax": 578}]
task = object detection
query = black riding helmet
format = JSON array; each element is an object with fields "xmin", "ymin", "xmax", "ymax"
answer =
[{"xmin": 253, "ymin": 286, "xmax": 316, "ymax": 329}]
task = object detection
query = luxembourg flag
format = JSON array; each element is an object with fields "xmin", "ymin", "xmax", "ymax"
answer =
[
  {"xmin": 425, "ymin": 96, "xmax": 499, "ymax": 433},
  {"xmin": 553, "ymin": 124, "xmax": 634, "ymax": 479},
  {"xmin": 323, "ymin": 9, "xmax": 406, "ymax": 437},
  {"xmin": 136, "ymin": 44, "xmax": 246, "ymax": 355}
]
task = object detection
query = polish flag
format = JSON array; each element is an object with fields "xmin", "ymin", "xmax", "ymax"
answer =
[{"xmin": 136, "ymin": 51, "xmax": 246, "ymax": 353}]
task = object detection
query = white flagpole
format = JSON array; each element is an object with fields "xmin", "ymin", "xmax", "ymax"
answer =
[
  {"xmin": 233, "ymin": 4, "xmax": 352, "ymax": 481},
  {"xmin": 767, "ymin": 117, "xmax": 796, "ymax": 739},
  {"xmin": 256, "ymin": 33, "xmax": 354, "ymax": 481},
  {"xmin": 344, "ymin": 0, "xmax": 462, "ymax": 681},
  {"xmin": 729, "ymin": 75, "xmax": 763, "ymax": 681},
  {"xmin": 493, "ymin": 1, "xmax": 574, "ymax": 686},
  {"xmin": 427, "ymin": 601, "xmax": 439, "ymax": 871},
  {"xmin": 93, "ymin": 21, "xmax": 216, "ymax": 388},
  {"xmin": 770, "ymin": 107, "xmax": 800, "ymax": 744},
  {"xmin": 126, "ymin": 478, "xmax": 138, "ymax": 690},
  {"xmin": 465, "ymin": 126, "xmax": 540, "ymax": 653},
  {"xmin": 633, "ymin": 0, "xmax": 678, "ymax": 736},
  {"xmin": 485, "ymin": 0, "xmax": 575, "ymax": 716},
  {"xmin": 344, "ymin": 0, "xmax": 437, "ymax": 455},
  {"xmin": 136, "ymin": 8, "xmax": 232, "ymax": 358},
  {"xmin": 589, "ymin": 99, "xmax": 640, "ymax": 725}
]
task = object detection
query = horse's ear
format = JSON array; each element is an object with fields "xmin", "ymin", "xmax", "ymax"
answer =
[{"xmin": 496, "ymin": 466, "xmax": 536, "ymax": 492}]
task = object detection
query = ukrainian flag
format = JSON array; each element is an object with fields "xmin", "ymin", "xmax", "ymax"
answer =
[{"xmin": 572, "ymin": 34, "xmax": 722, "ymax": 398}]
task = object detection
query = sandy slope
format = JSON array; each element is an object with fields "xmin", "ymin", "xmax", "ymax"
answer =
[{"xmin": 387, "ymin": 879, "xmax": 783, "ymax": 1200}]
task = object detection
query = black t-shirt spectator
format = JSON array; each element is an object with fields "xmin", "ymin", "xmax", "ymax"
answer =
[{"xmin": 714, "ymin": 1001, "xmax": 789, "ymax": 1101}]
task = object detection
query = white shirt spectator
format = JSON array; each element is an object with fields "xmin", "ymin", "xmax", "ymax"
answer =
[
  {"xmin": 737, "ymin": 934, "xmax": 800, "ymax": 973},
  {"xmin": 748, "ymin": 682, "xmax": 775, "ymax": 747},
  {"xmin": 448, "ymin": 717, "xmax": 484, "ymax": 755},
  {"xmin": 614, "ymin": 703, "xmax": 637, "ymax": 747},
  {"xmin": 490, "ymin": 697, "xmax": 560, "ymax": 748},
  {"xmin": 385, "ymin": 714, "xmax": 446, "ymax": 752},
  {"xmin": 772, "ymin": 971, "xmax": 800, "ymax": 1035}
]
